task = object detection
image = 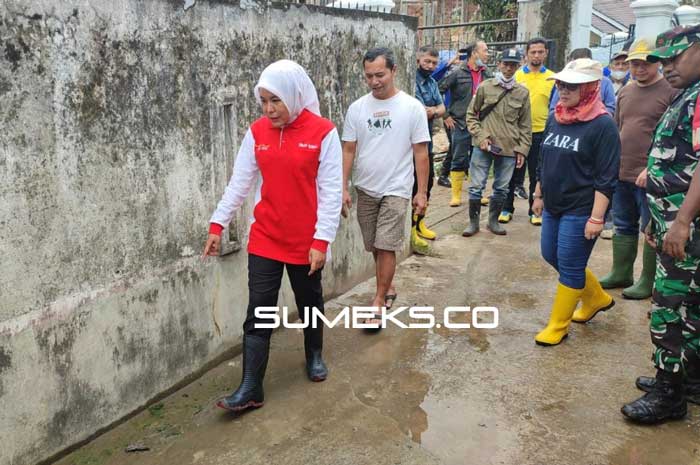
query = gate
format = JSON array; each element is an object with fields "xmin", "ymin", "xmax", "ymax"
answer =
[{"xmin": 418, "ymin": 19, "xmax": 558, "ymax": 71}]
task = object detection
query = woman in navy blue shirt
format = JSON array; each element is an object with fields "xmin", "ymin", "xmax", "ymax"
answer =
[{"xmin": 532, "ymin": 59, "xmax": 621, "ymax": 346}]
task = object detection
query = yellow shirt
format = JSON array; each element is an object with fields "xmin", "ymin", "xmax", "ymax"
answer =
[{"xmin": 515, "ymin": 66, "xmax": 555, "ymax": 133}]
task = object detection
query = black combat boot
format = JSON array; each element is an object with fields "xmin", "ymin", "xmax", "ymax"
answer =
[
  {"xmin": 304, "ymin": 324, "xmax": 328, "ymax": 382},
  {"xmin": 636, "ymin": 370, "xmax": 700, "ymax": 404},
  {"xmin": 217, "ymin": 334, "xmax": 269, "ymax": 412},
  {"xmin": 622, "ymin": 370, "xmax": 687, "ymax": 424}
]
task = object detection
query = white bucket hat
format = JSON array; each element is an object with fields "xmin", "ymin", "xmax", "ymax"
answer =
[{"xmin": 548, "ymin": 58, "xmax": 603, "ymax": 84}]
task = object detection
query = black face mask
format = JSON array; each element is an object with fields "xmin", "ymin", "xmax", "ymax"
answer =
[{"xmin": 418, "ymin": 67, "xmax": 433, "ymax": 78}]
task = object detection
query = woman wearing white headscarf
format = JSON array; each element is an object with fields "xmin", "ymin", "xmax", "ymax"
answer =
[{"xmin": 203, "ymin": 60, "xmax": 342, "ymax": 413}]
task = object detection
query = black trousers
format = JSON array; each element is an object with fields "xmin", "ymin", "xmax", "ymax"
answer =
[
  {"xmin": 439, "ymin": 125, "xmax": 453, "ymax": 177},
  {"xmin": 244, "ymin": 254, "xmax": 324, "ymax": 339},
  {"xmin": 413, "ymin": 151, "xmax": 435, "ymax": 203},
  {"xmin": 510, "ymin": 156, "xmax": 527, "ymax": 188},
  {"xmin": 504, "ymin": 132, "xmax": 543, "ymax": 215}
]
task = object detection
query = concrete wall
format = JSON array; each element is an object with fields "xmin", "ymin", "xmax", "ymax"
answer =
[
  {"xmin": 518, "ymin": 0, "xmax": 579, "ymax": 69},
  {"xmin": 0, "ymin": 1, "xmax": 417, "ymax": 463},
  {"xmin": 570, "ymin": 0, "xmax": 593, "ymax": 49},
  {"xmin": 516, "ymin": 0, "xmax": 543, "ymax": 42}
]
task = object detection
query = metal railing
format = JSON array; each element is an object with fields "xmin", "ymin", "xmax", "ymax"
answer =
[
  {"xmin": 591, "ymin": 24, "xmax": 635, "ymax": 65},
  {"xmin": 417, "ymin": 18, "xmax": 518, "ymax": 56},
  {"xmin": 278, "ymin": 0, "xmax": 399, "ymax": 12}
]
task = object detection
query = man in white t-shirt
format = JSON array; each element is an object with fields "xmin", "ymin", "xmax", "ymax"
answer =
[{"xmin": 341, "ymin": 47, "xmax": 431, "ymax": 331}]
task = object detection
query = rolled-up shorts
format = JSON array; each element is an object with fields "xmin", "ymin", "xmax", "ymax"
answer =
[{"xmin": 356, "ymin": 188, "xmax": 409, "ymax": 252}]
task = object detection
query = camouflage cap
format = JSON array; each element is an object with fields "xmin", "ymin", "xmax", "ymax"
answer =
[{"xmin": 647, "ymin": 23, "xmax": 700, "ymax": 62}]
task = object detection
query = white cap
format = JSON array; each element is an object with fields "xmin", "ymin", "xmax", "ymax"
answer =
[{"xmin": 548, "ymin": 58, "xmax": 603, "ymax": 84}]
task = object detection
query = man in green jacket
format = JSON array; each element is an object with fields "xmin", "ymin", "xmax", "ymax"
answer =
[{"xmin": 463, "ymin": 48, "xmax": 531, "ymax": 237}]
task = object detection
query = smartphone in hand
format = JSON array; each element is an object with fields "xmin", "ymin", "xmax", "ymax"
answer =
[{"xmin": 489, "ymin": 144, "xmax": 503, "ymax": 155}]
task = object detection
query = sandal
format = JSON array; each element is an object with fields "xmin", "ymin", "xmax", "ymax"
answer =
[
  {"xmin": 363, "ymin": 311, "xmax": 383, "ymax": 333},
  {"xmin": 384, "ymin": 293, "xmax": 397, "ymax": 309}
]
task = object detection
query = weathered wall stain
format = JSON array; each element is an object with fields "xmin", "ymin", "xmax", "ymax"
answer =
[
  {"xmin": 0, "ymin": 346, "xmax": 11, "ymax": 397},
  {"xmin": 4, "ymin": 41, "xmax": 22, "ymax": 69},
  {"xmin": 0, "ymin": 346, "xmax": 10, "ymax": 372},
  {"xmin": 0, "ymin": 1, "xmax": 417, "ymax": 464}
]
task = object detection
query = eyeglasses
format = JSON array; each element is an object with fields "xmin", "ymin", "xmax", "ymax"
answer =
[{"xmin": 555, "ymin": 81, "xmax": 580, "ymax": 91}]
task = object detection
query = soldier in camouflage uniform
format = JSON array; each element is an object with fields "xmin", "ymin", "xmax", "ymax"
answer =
[{"xmin": 621, "ymin": 24, "xmax": 700, "ymax": 424}]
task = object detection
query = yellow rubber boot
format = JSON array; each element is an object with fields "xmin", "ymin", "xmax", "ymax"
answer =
[
  {"xmin": 449, "ymin": 171, "xmax": 464, "ymax": 207},
  {"xmin": 415, "ymin": 214, "xmax": 436, "ymax": 240},
  {"xmin": 535, "ymin": 283, "xmax": 583, "ymax": 346},
  {"xmin": 411, "ymin": 225, "xmax": 429, "ymax": 254},
  {"xmin": 572, "ymin": 268, "xmax": 615, "ymax": 323}
]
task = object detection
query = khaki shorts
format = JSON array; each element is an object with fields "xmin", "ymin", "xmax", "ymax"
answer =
[{"xmin": 355, "ymin": 188, "xmax": 409, "ymax": 252}]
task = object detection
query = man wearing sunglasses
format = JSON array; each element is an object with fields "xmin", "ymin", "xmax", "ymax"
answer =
[{"xmin": 621, "ymin": 24, "xmax": 700, "ymax": 425}]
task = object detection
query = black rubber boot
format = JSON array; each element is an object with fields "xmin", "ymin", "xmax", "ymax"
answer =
[
  {"xmin": 487, "ymin": 199, "xmax": 507, "ymax": 235},
  {"xmin": 636, "ymin": 376, "xmax": 700, "ymax": 404},
  {"xmin": 437, "ymin": 175, "xmax": 451, "ymax": 188},
  {"xmin": 217, "ymin": 334, "xmax": 269, "ymax": 412},
  {"xmin": 304, "ymin": 324, "xmax": 328, "ymax": 382},
  {"xmin": 462, "ymin": 200, "xmax": 481, "ymax": 237},
  {"xmin": 622, "ymin": 371, "xmax": 687, "ymax": 424}
]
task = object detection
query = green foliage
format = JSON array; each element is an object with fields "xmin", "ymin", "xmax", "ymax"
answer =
[
  {"xmin": 147, "ymin": 402, "xmax": 165, "ymax": 418},
  {"xmin": 478, "ymin": 0, "xmax": 517, "ymax": 19},
  {"xmin": 474, "ymin": 0, "xmax": 517, "ymax": 43}
]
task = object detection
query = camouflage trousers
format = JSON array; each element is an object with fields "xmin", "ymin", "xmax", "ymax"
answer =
[{"xmin": 651, "ymin": 250, "xmax": 700, "ymax": 377}]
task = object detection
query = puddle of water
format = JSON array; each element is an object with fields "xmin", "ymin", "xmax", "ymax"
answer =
[
  {"xmin": 409, "ymin": 394, "xmax": 519, "ymax": 465},
  {"xmin": 607, "ymin": 424, "xmax": 700, "ymax": 465},
  {"xmin": 434, "ymin": 303, "xmax": 491, "ymax": 353}
]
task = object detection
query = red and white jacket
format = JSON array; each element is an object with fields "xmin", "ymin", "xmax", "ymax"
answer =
[{"xmin": 209, "ymin": 109, "xmax": 342, "ymax": 264}]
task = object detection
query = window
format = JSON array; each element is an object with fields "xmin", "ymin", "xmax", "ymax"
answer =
[{"xmin": 211, "ymin": 88, "xmax": 244, "ymax": 256}]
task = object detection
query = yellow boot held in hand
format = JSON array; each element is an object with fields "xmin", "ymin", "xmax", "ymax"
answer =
[
  {"xmin": 449, "ymin": 171, "xmax": 465, "ymax": 207},
  {"xmin": 415, "ymin": 214, "xmax": 437, "ymax": 240},
  {"xmin": 411, "ymin": 225, "xmax": 430, "ymax": 254},
  {"xmin": 535, "ymin": 283, "xmax": 584, "ymax": 346},
  {"xmin": 572, "ymin": 268, "xmax": 615, "ymax": 323}
]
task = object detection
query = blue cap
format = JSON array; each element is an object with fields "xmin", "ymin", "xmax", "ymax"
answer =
[{"xmin": 500, "ymin": 48, "xmax": 523, "ymax": 63}]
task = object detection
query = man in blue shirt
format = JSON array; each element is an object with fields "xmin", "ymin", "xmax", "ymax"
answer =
[
  {"xmin": 412, "ymin": 45, "xmax": 446, "ymax": 250},
  {"xmin": 549, "ymin": 48, "xmax": 617, "ymax": 115},
  {"xmin": 432, "ymin": 50, "xmax": 461, "ymax": 188}
]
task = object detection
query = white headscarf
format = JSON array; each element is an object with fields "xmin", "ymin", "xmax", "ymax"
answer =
[{"xmin": 253, "ymin": 60, "xmax": 321, "ymax": 123}]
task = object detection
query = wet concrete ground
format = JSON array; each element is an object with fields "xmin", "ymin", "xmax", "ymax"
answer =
[{"xmin": 57, "ymin": 186, "xmax": 700, "ymax": 465}]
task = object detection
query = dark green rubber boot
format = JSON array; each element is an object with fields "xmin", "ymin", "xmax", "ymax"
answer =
[
  {"xmin": 623, "ymin": 242, "xmax": 656, "ymax": 300},
  {"xmin": 599, "ymin": 234, "xmax": 638, "ymax": 289}
]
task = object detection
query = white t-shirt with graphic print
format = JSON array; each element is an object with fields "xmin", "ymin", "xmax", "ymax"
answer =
[{"xmin": 342, "ymin": 91, "xmax": 430, "ymax": 199}]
